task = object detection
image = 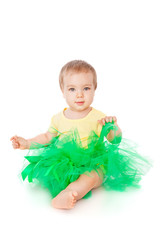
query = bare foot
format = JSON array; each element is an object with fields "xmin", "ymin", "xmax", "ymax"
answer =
[{"xmin": 52, "ymin": 190, "xmax": 78, "ymax": 209}]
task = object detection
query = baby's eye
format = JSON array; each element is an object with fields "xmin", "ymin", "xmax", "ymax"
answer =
[
  {"xmin": 69, "ymin": 88, "xmax": 75, "ymax": 92},
  {"xmin": 84, "ymin": 87, "xmax": 90, "ymax": 91}
]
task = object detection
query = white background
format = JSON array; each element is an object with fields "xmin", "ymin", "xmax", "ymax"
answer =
[{"xmin": 1, "ymin": 0, "xmax": 160, "ymax": 239}]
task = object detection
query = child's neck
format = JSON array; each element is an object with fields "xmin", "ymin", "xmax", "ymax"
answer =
[{"xmin": 64, "ymin": 107, "xmax": 92, "ymax": 119}]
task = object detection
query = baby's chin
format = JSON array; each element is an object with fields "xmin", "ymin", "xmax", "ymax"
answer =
[{"xmin": 68, "ymin": 105, "xmax": 91, "ymax": 112}]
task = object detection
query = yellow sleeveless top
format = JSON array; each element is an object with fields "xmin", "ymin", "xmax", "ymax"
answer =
[{"xmin": 48, "ymin": 107, "xmax": 106, "ymax": 145}]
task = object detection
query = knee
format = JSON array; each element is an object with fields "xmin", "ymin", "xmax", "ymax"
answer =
[
  {"xmin": 91, "ymin": 169, "xmax": 104, "ymax": 188},
  {"xmin": 85, "ymin": 170, "xmax": 101, "ymax": 185},
  {"xmin": 90, "ymin": 170, "xmax": 99, "ymax": 180}
]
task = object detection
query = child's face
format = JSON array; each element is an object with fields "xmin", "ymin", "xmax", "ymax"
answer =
[{"xmin": 62, "ymin": 72, "xmax": 95, "ymax": 112}]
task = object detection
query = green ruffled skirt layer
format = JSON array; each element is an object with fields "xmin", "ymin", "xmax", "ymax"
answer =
[{"xmin": 21, "ymin": 123, "xmax": 152, "ymax": 198}]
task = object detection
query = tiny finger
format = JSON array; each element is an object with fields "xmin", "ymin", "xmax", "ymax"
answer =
[
  {"xmin": 10, "ymin": 136, "xmax": 16, "ymax": 141},
  {"xmin": 105, "ymin": 117, "xmax": 109, "ymax": 123},
  {"xmin": 98, "ymin": 120, "xmax": 103, "ymax": 126},
  {"xmin": 12, "ymin": 144, "xmax": 17, "ymax": 149},
  {"xmin": 13, "ymin": 142, "xmax": 19, "ymax": 147},
  {"xmin": 13, "ymin": 135, "xmax": 18, "ymax": 141},
  {"xmin": 113, "ymin": 116, "xmax": 117, "ymax": 122},
  {"xmin": 109, "ymin": 117, "xmax": 112, "ymax": 122},
  {"xmin": 12, "ymin": 139, "xmax": 18, "ymax": 145}
]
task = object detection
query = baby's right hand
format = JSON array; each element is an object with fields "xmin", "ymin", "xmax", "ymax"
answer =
[{"xmin": 10, "ymin": 135, "xmax": 29, "ymax": 150}]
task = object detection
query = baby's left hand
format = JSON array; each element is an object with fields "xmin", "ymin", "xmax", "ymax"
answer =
[{"xmin": 98, "ymin": 116, "xmax": 118, "ymax": 126}]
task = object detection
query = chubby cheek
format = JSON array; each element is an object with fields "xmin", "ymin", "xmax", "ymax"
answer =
[
  {"xmin": 65, "ymin": 93, "xmax": 76, "ymax": 103},
  {"xmin": 85, "ymin": 91, "xmax": 95, "ymax": 102}
]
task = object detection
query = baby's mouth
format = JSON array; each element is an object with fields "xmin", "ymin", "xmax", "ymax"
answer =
[{"xmin": 75, "ymin": 101, "xmax": 85, "ymax": 106}]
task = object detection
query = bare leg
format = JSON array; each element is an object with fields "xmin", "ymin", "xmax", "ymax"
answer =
[{"xmin": 52, "ymin": 169, "xmax": 104, "ymax": 209}]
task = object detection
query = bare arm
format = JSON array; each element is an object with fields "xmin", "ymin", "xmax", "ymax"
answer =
[
  {"xmin": 27, "ymin": 131, "xmax": 54, "ymax": 146},
  {"xmin": 10, "ymin": 131, "xmax": 56, "ymax": 150}
]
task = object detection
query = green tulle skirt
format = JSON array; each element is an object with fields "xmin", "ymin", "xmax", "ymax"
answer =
[{"xmin": 21, "ymin": 123, "xmax": 152, "ymax": 198}]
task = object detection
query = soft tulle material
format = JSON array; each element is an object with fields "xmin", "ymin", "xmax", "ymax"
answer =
[{"xmin": 21, "ymin": 123, "xmax": 152, "ymax": 198}]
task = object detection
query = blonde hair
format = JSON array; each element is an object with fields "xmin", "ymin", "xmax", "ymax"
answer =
[{"xmin": 59, "ymin": 60, "xmax": 97, "ymax": 90}]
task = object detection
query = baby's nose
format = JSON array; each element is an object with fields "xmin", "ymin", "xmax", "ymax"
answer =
[{"xmin": 77, "ymin": 90, "xmax": 83, "ymax": 97}]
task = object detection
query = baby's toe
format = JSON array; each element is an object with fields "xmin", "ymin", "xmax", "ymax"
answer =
[
  {"xmin": 72, "ymin": 191, "xmax": 78, "ymax": 198},
  {"xmin": 70, "ymin": 202, "xmax": 76, "ymax": 208}
]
